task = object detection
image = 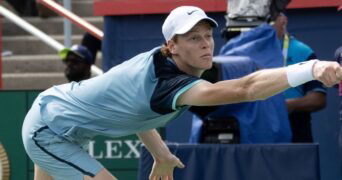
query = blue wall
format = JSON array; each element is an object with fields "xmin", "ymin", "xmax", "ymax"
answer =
[{"xmin": 103, "ymin": 7, "xmax": 342, "ymax": 180}]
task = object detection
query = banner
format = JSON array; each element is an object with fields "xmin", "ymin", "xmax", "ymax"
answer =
[{"xmin": 139, "ymin": 143, "xmax": 320, "ymax": 180}]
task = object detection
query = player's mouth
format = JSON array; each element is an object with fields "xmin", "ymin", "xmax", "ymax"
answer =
[{"xmin": 201, "ymin": 53, "xmax": 212, "ymax": 59}]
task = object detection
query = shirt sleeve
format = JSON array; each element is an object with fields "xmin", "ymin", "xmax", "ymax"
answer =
[
  {"xmin": 150, "ymin": 74, "xmax": 202, "ymax": 115},
  {"xmin": 304, "ymin": 80, "xmax": 327, "ymax": 95}
]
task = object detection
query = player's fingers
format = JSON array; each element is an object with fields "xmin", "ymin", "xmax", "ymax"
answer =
[
  {"xmin": 327, "ymin": 67, "xmax": 338, "ymax": 86},
  {"xmin": 176, "ymin": 160, "xmax": 185, "ymax": 168},
  {"xmin": 328, "ymin": 65, "xmax": 342, "ymax": 86},
  {"xmin": 336, "ymin": 67, "xmax": 342, "ymax": 80},
  {"xmin": 320, "ymin": 65, "xmax": 337, "ymax": 87},
  {"xmin": 161, "ymin": 175, "xmax": 168, "ymax": 180},
  {"xmin": 330, "ymin": 63, "xmax": 342, "ymax": 81},
  {"xmin": 317, "ymin": 71, "xmax": 331, "ymax": 87},
  {"xmin": 167, "ymin": 173, "xmax": 174, "ymax": 180},
  {"xmin": 149, "ymin": 175, "xmax": 157, "ymax": 180}
]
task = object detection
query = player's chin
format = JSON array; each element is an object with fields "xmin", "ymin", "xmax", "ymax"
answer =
[
  {"xmin": 202, "ymin": 56, "xmax": 212, "ymax": 63},
  {"xmin": 201, "ymin": 62, "xmax": 213, "ymax": 70}
]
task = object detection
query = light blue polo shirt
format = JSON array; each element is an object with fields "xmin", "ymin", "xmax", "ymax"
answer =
[{"xmin": 38, "ymin": 47, "xmax": 201, "ymax": 142}]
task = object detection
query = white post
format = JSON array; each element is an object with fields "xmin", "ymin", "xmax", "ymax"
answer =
[{"xmin": 63, "ymin": 0, "xmax": 72, "ymax": 47}]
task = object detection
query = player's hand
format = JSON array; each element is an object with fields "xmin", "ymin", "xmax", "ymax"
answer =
[
  {"xmin": 313, "ymin": 61, "xmax": 342, "ymax": 87},
  {"xmin": 149, "ymin": 154, "xmax": 185, "ymax": 180}
]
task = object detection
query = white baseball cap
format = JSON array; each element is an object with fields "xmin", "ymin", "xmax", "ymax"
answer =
[{"xmin": 162, "ymin": 6, "xmax": 218, "ymax": 41}]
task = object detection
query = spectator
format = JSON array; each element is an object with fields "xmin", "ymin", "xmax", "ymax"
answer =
[
  {"xmin": 61, "ymin": 44, "xmax": 94, "ymax": 82},
  {"xmin": 60, "ymin": 32, "xmax": 102, "ymax": 82},
  {"xmin": 273, "ymin": 13, "xmax": 327, "ymax": 143}
]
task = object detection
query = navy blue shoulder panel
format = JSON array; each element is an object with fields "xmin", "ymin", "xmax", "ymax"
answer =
[{"xmin": 151, "ymin": 52, "xmax": 200, "ymax": 115}]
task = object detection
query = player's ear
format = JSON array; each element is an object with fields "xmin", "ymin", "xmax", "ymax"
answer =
[{"xmin": 167, "ymin": 39, "xmax": 177, "ymax": 54}]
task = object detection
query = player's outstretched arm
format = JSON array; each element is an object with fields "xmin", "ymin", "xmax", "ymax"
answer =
[
  {"xmin": 178, "ymin": 60, "xmax": 342, "ymax": 107},
  {"xmin": 137, "ymin": 129, "xmax": 185, "ymax": 180}
]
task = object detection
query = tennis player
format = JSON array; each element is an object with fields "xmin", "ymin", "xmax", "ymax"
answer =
[{"xmin": 22, "ymin": 6, "xmax": 342, "ymax": 180}]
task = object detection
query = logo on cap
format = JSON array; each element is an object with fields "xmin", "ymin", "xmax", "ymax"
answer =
[{"xmin": 187, "ymin": 10, "xmax": 198, "ymax": 15}]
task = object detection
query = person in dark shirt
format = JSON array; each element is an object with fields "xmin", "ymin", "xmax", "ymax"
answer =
[{"xmin": 273, "ymin": 13, "xmax": 326, "ymax": 143}]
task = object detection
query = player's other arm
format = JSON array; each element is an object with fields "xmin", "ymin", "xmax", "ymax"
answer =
[
  {"xmin": 137, "ymin": 129, "xmax": 184, "ymax": 179},
  {"xmin": 137, "ymin": 129, "xmax": 172, "ymax": 161},
  {"xmin": 178, "ymin": 60, "xmax": 342, "ymax": 107}
]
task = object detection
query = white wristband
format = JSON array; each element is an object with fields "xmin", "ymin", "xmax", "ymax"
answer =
[{"xmin": 286, "ymin": 60, "xmax": 318, "ymax": 87}]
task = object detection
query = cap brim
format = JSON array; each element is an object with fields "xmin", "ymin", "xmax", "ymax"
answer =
[
  {"xmin": 175, "ymin": 17, "xmax": 218, "ymax": 35},
  {"xmin": 206, "ymin": 17, "xmax": 219, "ymax": 27},
  {"xmin": 58, "ymin": 48, "xmax": 85, "ymax": 62},
  {"xmin": 58, "ymin": 48, "xmax": 71, "ymax": 60}
]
